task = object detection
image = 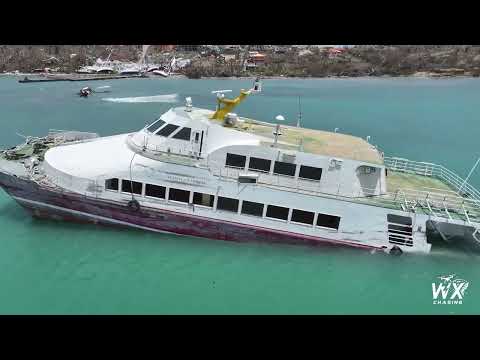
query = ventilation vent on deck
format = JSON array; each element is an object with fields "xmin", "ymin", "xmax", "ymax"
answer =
[{"xmin": 387, "ymin": 214, "xmax": 413, "ymax": 247}]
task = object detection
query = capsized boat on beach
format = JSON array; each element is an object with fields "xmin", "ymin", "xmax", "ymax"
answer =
[{"xmin": 152, "ymin": 70, "xmax": 169, "ymax": 77}]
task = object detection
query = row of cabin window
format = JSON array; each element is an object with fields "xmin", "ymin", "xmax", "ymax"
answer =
[
  {"xmin": 146, "ymin": 119, "xmax": 192, "ymax": 141},
  {"xmin": 105, "ymin": 178, "xmax": 340, "ymax": 230},
  {"xmin": 106, "ymin": 179, "xmax": 215, "ymax": 206},
  {"xmin": 225, "ymin": 153, "xmax": 322, "ymax": 181}
]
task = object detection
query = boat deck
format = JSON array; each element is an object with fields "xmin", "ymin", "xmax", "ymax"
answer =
[
  {"xmin": 191, "ymin": 108, "xmax": 384, "ymax": 165},
  {"xmin": 378, "ymin": 169, "xmax": 480, "ymax": 222},
  {"xmin": 386, "ymin": 171, "xmax": 456, "ymax": 194}
]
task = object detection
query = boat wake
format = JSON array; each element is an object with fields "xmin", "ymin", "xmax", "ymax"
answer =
[
  {"xmin": 102, "ymin": 94, "xmax": 179, "ymax": 103},
  {"xmin": 96, "ymin": 85, "xmax": 111, "ymax": 90}
]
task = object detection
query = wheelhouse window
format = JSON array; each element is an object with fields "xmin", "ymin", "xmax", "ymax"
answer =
[
  {"xmin": 121, "ymin": 180, "xmax": 142, "ymax": 195},
  {"xmin": 299, "ymin": 165, "xmax": 322, "ymax": 181},
  {"xmin": 266, "ymin": 205, "xmax": 289, "ymax": 221},
  {"xmin": 248, "ymin": 157, "xmax": 271, "ymax": 173},
  {"xmin": 105, "ymin": 178, "xmax": 119, "ymax": 191},
  {"xmin": 273, "ymin": 161, "xmax": 296, "ymax": 177},
  {"xmin": 317, "ymin": 213, "xmax": 340, "ymax": 230},
  {"xmin": 226, "ymin": 153, "xmax": 246, "ymax": 169},
  {"xmin": 168, "ymin": 188, "xmax": 190, "ymax": 203},
  {"xmin": 146, "ymin": 119, "xmax": 166, "ymax": 133},
  {"xmin": 217, "ymin": 196, "xmax": 239, "ymax": 213},
  {"xmin": 156, "ymin": 124, "xmax": 179, "ymax": 137},
  {"xmin": 291, "ymin": 209, "xmax": 314, "ymax": 225},
  {"xmin": 145, "ymin": 184, "xmax": 166, "ymax": 199},
  {"xmin": 193, "ymin": 192, "xmax": 214, "ymax": 207},
  {"xmin": 241, "ymin": 201, "xmax": 264, "ymax": 217},
  {"xmin": 172, "ymin": 127, "xmax": 192, "ymax": 141}
]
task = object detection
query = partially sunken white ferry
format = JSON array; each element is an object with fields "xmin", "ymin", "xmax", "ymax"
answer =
[{"xmin": 1, "ymin": 81, "xmax": 480, "ymax": 255}]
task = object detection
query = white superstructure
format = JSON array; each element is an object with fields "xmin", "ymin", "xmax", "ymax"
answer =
[{"xmin": 3, "ymin": 85, "xmax": 480, "ymax": 255}]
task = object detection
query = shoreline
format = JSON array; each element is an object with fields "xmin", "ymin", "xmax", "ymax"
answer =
[
  {"xmin": 193, "ymin": 73, "xmax": 480, "ymax": 80},
  {"xmin": 1, "ymin": 73, "xmax": 478, "ymax": 81}
]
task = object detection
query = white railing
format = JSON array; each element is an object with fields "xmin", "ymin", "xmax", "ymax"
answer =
[
  {"xmin": 384, "ymin": 156, "xmax": 480, "ymax": 201},
  {"xmin": 10, "ymin": 148, "xmax": 480, "ymax": 224},
  {"xmin": 216, "ymin": 160, "xmax": 480, "ymax": 222}
]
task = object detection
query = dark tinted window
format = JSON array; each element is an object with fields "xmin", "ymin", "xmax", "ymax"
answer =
[
  {"xmin": 121, "ymin": 180, "xmax": 142, "ymax": 195},
  {"xmin": 145, "ymin": 184, "xmax": 166, "ymax": 199},
  {"xmin": 147, "ymin": 119, "xmax": 166, "ymax": 133},
  {"xmin": 291, "ymin": 209, "xmax": 314, "ymax": 225},
  {"xmin": 226, "ymin": 153, "xmax": 246, "ymax": 168},
  {"xmin": 193, "ymin": 192, "xmax": 214, "ymax": 207},
  {"xmin": 172, "ymin": 127, "xmax": 192, "ymax": 140},
  {"xmin": 241, "ymin": 201, "xmax": 264, "ymax": 217},
  {"xmin": 105, "ymin": 178, "xmax": 119, "ymax": 191},
  {"xmin": 238, "ymin": 175, "xmax": 257, "ymax": 184},
  {"xmin": 388, "ymin": 224, "xmax": 412, "ymax": 233},
  {"xmin": 156, "ymin": 124, "xmax": 179, "ymax": 137},
  {"xmin": 317, "ymin": 214, "xmax": 340, "ymax": 230},
  {"xmin": 273, "ymin": 161, "xmax": 296, "ymax": 176},
  {"xmin": 387, "ymin": 214, "xmax": 412, "ymax": 225},
  {"xmin": 168, "ymin": 188, "xmax": 190, "ymax": 203},
  {"xmin": 248, "ymin": 157, "xmax": 271, "ymax": 172},
  {"xmin": 217, "ymin": 196, "xmax": 239, "ymax": 212},
  {"xmin": 299, "ymin": 165, "xmax": 322, "ymax": 181},
  {"xmin": 266, "ymin": 205, "xmax": 289, "ymax": 221}
]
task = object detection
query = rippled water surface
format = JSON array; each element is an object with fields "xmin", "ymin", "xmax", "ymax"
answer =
[{"xmin": 0, "ymin": 76, "xmax": 479, "ymax": 314}]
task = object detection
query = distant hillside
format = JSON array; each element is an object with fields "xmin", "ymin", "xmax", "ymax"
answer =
[
  {"xmin": 2, "ymin": 45, "xmax": 480, "ymax": 77},
  {"xmin": 184, "ymin": 45, "xmax": 480, "ymax": 78},
  {"xmin": 0, "ymin": 45, "xmax": 145, "ymax": 73}
]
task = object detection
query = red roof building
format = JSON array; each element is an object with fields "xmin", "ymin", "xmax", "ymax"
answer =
[{"xmin": 248, "ymin": 52, "xmax": 266, "ymax": 64}]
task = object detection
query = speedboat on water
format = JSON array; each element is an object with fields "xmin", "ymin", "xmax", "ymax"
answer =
[
  {"xmin": 1, "ymin": 80, "xmax": 480, "ymax": 256},
  {"xmin": 78, "ymin": 87, "xmax": 93, "ymax": 97}
]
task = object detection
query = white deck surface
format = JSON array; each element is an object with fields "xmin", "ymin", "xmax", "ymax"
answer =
[{"xmin": 44, "ymin": 134, "xmax": 151, "ymax": 178}]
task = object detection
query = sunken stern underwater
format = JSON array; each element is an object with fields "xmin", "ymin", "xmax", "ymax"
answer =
[{"xmin": 1, "ymin": 83, "xmax": 480, "ymax": 255}]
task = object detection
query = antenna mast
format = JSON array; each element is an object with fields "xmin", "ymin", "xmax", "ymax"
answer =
[
  {"xmin": 296, "ymin": 96, "xmax": 302, "ymax": 128},
  {"xmin": 460, "ymin": 157, "xmax": 480, "ymax": 193}
]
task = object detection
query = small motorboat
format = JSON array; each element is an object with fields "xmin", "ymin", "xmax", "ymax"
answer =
[
  {"xmin": 79, "ymin": 87, "xmax": 93, "ymax": 97},
  {"xmin": 252, "ymin": 77, "xmax": 262, "ymax": 92}
]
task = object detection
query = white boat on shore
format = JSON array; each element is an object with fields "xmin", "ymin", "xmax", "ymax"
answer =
[
  {"xmin": 146, "ymin": 65, "xmax": 160, "ymax": 72},
  {"xmin": 118, "ymin": 63, "xmax": 142, "ymax": 75},
  {"xmin": 152, "ymin": 69, "xmax": 169, "ymax": 77},
  {"xmin": 76, "ymin": 66, "xmax": 97, "ymax": 74}
]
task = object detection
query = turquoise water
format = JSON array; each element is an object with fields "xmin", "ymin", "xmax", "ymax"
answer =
[{"xmin": 0, "ymin": 76, "xmax": 479, "ymax": 314}]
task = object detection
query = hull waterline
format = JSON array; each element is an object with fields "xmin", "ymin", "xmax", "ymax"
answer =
[{"xmin": 0, "ymin": 171, "xmax": 383, "ymax": 253}]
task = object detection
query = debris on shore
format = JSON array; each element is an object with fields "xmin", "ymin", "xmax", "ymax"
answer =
[{"xmin": 2, "ymin": 45, "xmax": 480, "ymax": 80}]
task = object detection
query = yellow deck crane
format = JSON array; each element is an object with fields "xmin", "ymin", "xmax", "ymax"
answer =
[{"xmin": 210, "ymin": 78, "xmax": 262, "ymax": 120}]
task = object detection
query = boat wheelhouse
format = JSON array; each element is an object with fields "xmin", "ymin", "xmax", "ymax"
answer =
[{"xmin": 1, "ymin": 83, "xmax": 480, "ymax": 255}]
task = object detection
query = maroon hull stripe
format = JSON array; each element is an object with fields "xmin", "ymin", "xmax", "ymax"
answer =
[{"xmin": 0, "ymin": 172, "xmax": 382, "ymax": 251}]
